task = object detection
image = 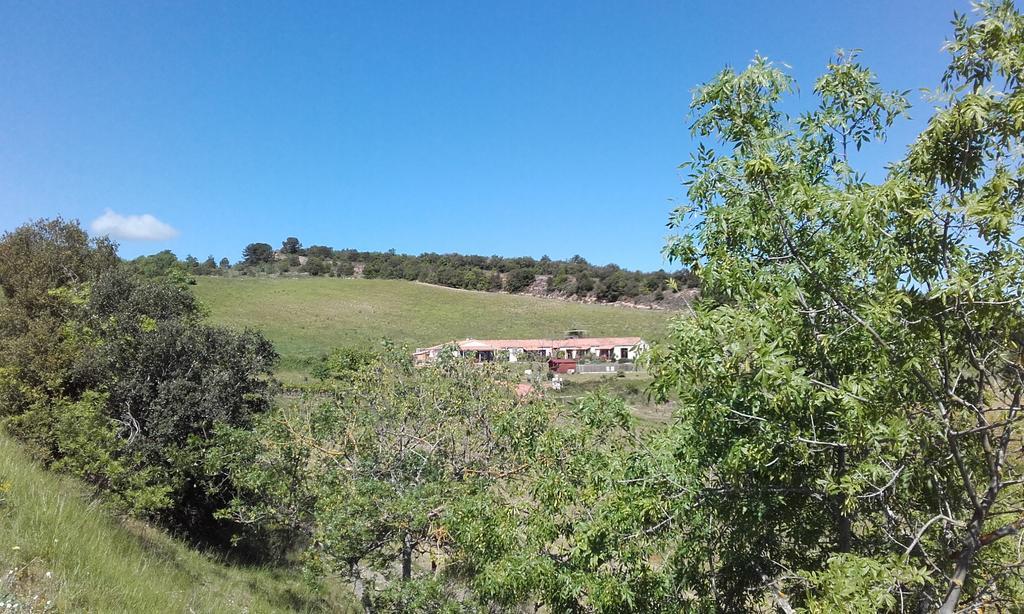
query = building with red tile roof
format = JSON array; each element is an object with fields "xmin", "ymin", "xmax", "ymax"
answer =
[{"xmin": 412, "ymin": 336, "xmax": 648, "ymax": 364}]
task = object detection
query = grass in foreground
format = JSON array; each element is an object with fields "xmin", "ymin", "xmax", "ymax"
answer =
[
  {"xmin": 0, "ymin": 434, "xmax": 354, "ymax": 613},
  {"xmin": 194, "ymin": 277, "xmax": 676, "ymax": 383}
]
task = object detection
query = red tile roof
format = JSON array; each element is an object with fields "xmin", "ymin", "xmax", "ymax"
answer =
[{"xmin": 418, "ymin": 337, "xmax": 645, "ymax": 353}]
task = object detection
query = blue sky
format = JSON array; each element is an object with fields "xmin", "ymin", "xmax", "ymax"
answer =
[{"xmin": 1, "ymin": 1, "xmax": 969, "ymax": 270}]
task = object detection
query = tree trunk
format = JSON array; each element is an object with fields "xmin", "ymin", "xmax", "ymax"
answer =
[
  {"xmin": 402, "ymin": 532, "xmax": 413, "ymax": 581},
  {"xmin": 351, "ymin": 562, "xmax": 373, "ymax": 613},
  {"xmin": 939, "ymin": 524, "xmax": 981, "ymax": 614}
]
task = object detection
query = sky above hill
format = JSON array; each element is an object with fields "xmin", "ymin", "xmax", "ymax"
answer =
[{"xmin": 1, "ymin": 0, "xmax": 972, "ymax": 270}]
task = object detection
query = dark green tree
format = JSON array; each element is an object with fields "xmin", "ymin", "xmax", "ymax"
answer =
[
  {"xmin": 131, "ymin": 250, "xmax": 184, "ymax": 279},
  {"xmin": 0, "ymin": 218, "xmax": 117, "ymax": 308},
  {"xmin": 242, "ymin": 242, "xmax": 274, "ymax": 265},
  {"xmin": 306, "ymin": 245, "xmax": 333, "ymax": 259},
  {"xmin": 335, "ymin": 261, "xmax": 355, "ymax": 277}
]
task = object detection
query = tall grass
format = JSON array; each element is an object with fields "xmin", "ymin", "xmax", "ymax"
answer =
[{"xmin": 0, "ymin": 434, "xmax": 354, "ymax": 613}]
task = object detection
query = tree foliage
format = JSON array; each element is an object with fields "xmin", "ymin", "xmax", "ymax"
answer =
[
  {"xmin": 242, "ymin": 242, "xmax": 274, "ymax": 265},
  {"xmin": 230, "ymin": 240, "xmax": 697, "ymax": 302},
  {"xmin": 647, "ymin": 3, "xmax": 1024, "ymax": 609},
  {"xmin": 281, "ymin": 236, "xmax": 303, "ymax": 255},
  {"xmin": 219, "ymin": 345, "xmax": 552, "ymax": 608},
  {"xmin": 0, "ymin": 219, "xmax": 278, "ymax": 543},
  {"xmin": 0, "ymin": 218, "xmax": 117, "ymax": 308}
]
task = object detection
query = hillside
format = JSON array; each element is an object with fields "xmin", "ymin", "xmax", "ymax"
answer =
[
  {"xmin": 154, "ymin": 243, "xmax": 700, "ymax": 308},
  {"xmin": 0, "ymin": 434, "xmax": 353, "ymax": 612},
  {"xmin": 193, "ymin": 276, "xmax": 676, "ymax": 381}
]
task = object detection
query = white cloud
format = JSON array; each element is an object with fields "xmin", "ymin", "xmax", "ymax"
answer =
[{"xmin": 90, "ymin": 209, "xmax": 179, "ymax": 241}]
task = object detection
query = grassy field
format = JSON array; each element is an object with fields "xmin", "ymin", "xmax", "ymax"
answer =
[
  {"xmin": 194, "ymin": 277, "xmax": 677, "ymax": 382},
  {"xmin": 0, "ymin": 434, "xmax": 355, "ymax": 613}
]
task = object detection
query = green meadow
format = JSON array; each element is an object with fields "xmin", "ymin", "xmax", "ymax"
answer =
[{"xmin": 193, "ymin": 276, "xmax": 677, "ymax": 382}]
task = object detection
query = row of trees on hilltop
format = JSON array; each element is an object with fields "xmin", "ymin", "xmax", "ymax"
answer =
[
  {"xmin": 130, "ymin": 249, "xmax": 232, "ymax": 281},
  {"xmin": 128, "ymin": 236, "xmax": 701, "ymax": 305},
  {"xmin": 234, "ymin": 236, "xmax": 700, "ymax": 303}
]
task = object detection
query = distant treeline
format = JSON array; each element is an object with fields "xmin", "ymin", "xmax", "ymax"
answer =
[{"xmin": 131, "ymin": 237, "xmax": 700, "ymax": 304}]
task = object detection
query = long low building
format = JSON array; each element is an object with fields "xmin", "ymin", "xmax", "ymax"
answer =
[{"xmin": 413, "ymin": 336, "xmax": 649, "ymax": 364}]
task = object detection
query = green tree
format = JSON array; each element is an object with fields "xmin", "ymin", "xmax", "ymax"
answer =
[
  {"xmin": 549, "ymin": 271, "xmax": 571, "ymax": 293},
  {"xmin": 302, "ymin": 256, "xmax": 328, "ymax": 276},
  {"xmin": 487, "ymin": 271, "xmax": 502, "ymax": 291},
  {"xmin": 281, "ymin": 236, "xmax": 302, "ymax": 254},
  {"xmin": 419, "ymin": 5, "xmax": 1024, "ymax": 612},
  {"xmin": 220, "ymin": 345, "xmax": 550, "ymax": 608},
  {"xmin": 503, "ymin": 268, "xmax": 536, "ymax": 293},
  {"xmin": 0, "ymin": 218, "xmax": 117, "ymax": 308},
  {"xmin": 307, "ymin": 245, "xmax": 334, "ymax": 259},
  {"xmin": 594, "ymin": 270, "xmax": 639, "ymax": 302},
  {"xmin": 198, "ymin": 255, "xmax": 217, "ymax": 275},
  {"xmin": 0, "ymin": 219, "xmax": 118, "ymax": 414},
  {"xmin": 573, "ymin": 274, "xmax": 595, "ymax": 296},
  {"xmin": 242, "ymin": 242, "xmax": 274, "ymax": 265},
  {"xmin": 646, "ymin": 4, "xmax": 1024, "ymax": 610},
  {"xmin": 446, "ymin": 393, "xmax": 673, "ymax": 611},
  {"xmin": 131, "ymin": 250, "xmax": 185, "ymax": 279},
  {"xmin": 335, "ymin": 261, "xmax": 355, "ymax": 277},
  {"xmin": 311, "ymin": 347, "xmax": 377, "ymax": 381}
]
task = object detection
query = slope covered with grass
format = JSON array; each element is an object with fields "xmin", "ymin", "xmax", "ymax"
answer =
[
  {"xmin": 194, "ymin": 277, "xmax": 676, "ymax": 381},
  {"xmin": 0, "ymin": 434, "xmax": 352, "ymax": 612}
]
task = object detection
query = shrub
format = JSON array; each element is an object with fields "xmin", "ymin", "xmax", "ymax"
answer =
[
  {"xmin": 0, "ymin": 220, "xmax": 278, "ymax": 543},
  {"xmin": 503, "ymin": 268, "xmax": 536, "ymax": 293},
  {"xmin": 574, "ymin": 275, "xmax": 595, "ymax": 295},
  {"xmin": 312, "ymin": 347, "xmax": 377, "ymax": 381},
  {"xmin": 335, "ymin": 261, "xmax": 355, "ymax": 277},
  {"xmin": 302, "ymin": 257, "xmax": 329, "ymax": 276}
]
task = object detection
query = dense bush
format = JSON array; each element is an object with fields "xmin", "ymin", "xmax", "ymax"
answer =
[
  {"xmin": 306, "ymin": 244, "xmax": 333, "ymax": 259},
  {"xmin": 574, "ymin": 274, "xmax": 595, "ymax": 295},
  {"xmin": 334, "ymin": 261, "xmax": 355, "ymax": 276},
  {"xmin": 311, "ymin": 346, "xmax": 378, "ymax": 381},
  {"xmin": 301, "ymin": 256, "xmax": 328, "ymax": 276},
  {"xmin": 0, "ymin": 218, "xmax": 118, "ymax": 307},
  {"xmin": 130, "ymin": 249, "xmax": 186, "ymax": 278},
  {"xmin": 0, "ymin": 220, "xmax": 277, "ymax": 543},
  {"xmin": 502, "ymin": 267, "xmax": 536, "ymax": 293},
  {"xmin": 594, "ymin": 270, "xmax": 640, "ymax": 302}
]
